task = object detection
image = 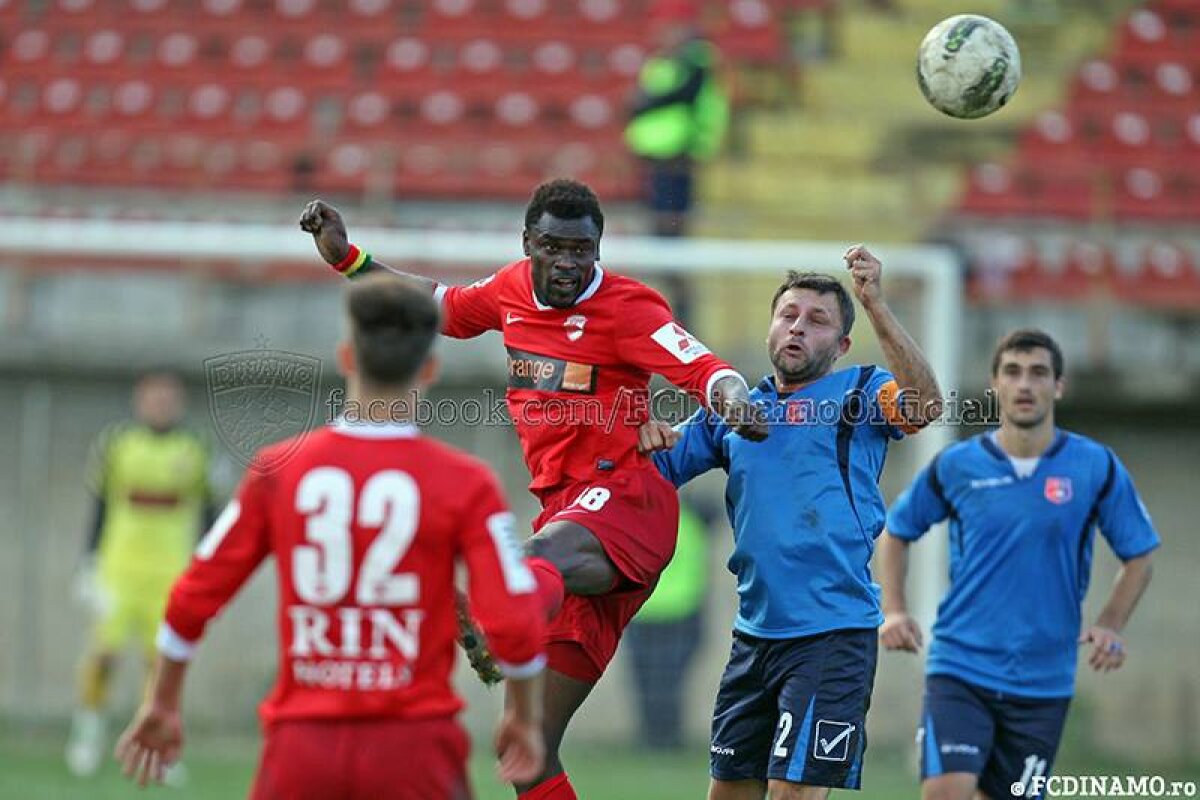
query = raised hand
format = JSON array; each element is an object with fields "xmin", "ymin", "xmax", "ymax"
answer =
[
  {"xmin": 844, "ymin": 244, "xmax": 884, "ymax": 307},
  {"xmin": 299, "ymin": 199, "xmax": 351, "ymax": 265}
]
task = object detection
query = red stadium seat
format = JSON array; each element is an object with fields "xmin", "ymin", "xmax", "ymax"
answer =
[
  {"xmin": 716, "ymin": 0, "xmax": 787, "ymax": 66},
  {"xmin": 299, "ymin": 33, "xmax": 356, "ymax": 88},
  {"xmin": 1111, "ymin": 166, "xmax": 1190, "ymax": 221},
  {"xmin": 1091, "ymin": 110, "xmax": 1160, "ymax": 169},
  {"xmin": 340, "ymin": 90, "xmax": 397, "ymax": 138},
  {"xmin": 1054, "ymin": 240, "xmax": 1117, "ymax": 297},
  {"xmin": 1019, "ymin": 110, "xmax": 1086, "ymax": 170},
  {"xmin": 1, "ymin": 29, "xmax": 56, "ymax": 75},
  {"xmin": 1116, "ymin": 242, "xmax": 1200, "ymax": 307},
  {"xmin": 377, "ymin": 36, "xmax": 438, "ymax": 92},
  {"xmin": 502, "ymin": 0, "xmax": 552, "ymax": 25},
  {"xmin": 342, "ymin": 0, "xmax": 395, "ymax": 33},
  {"xmin": 958, "ymin": 163, "xmax": 1034, "ymax": 217},
  {"xmin": 1117, "ymin": 9, "xmax": 1179, "ymax": 59},
  {"xmin": 1032, "ymin": 167, "xmax": 1099, "ymax": 221},
  {"xmin": 1069, "ymin": 59, "xmax": 1127, "ymax": 114}
]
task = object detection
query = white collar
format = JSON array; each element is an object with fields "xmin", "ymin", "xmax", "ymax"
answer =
[
  {"xmin": 331, "ymin": 418, "xmax": 420, "ymax": 439},
  {"xmin": 532, "ymin": 264, "xmax": 605, "ymax": 310}
]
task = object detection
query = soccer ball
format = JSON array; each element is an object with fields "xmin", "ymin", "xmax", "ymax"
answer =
[{"xmin": 916, "ymin": 14, "xmax": 1021, "ymax": 119}]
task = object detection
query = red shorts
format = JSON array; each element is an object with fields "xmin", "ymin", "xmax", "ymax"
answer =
[
  {"xmin": 251, "ymin": 716, "xmax": 470, "ymax": 800},
  {"xmin": 533, "ymin": 467, "xmax": 680, "ymax": 683}
]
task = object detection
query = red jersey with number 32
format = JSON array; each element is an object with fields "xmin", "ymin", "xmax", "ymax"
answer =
[
  {"xmin": 436, "ymin": 259, "xmax": 738, "ymax": 494},
  {"xmin": 160, "ymin": 421, "xmax": 545, "ymax": 725}
]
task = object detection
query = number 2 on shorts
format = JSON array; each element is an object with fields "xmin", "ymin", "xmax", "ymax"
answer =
[{"xmin": 773, "ymin": 711, "xmax": 793, "ymax": 758}]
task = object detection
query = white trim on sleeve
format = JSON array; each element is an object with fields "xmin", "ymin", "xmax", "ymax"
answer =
[
  {"xmin": 704, "ymin": 368, "xmax": 746, "ymax": 408},
  {"xmin": 496, "ymin": 653, "xmax": 547, "ymax": 680},
  {"xmin": 433, "ymin": 283, "xmax": 448, "ymax": 306},
  {"xmin": 156, "ymin": 622, "xmax": 199, "ymax": 662}
]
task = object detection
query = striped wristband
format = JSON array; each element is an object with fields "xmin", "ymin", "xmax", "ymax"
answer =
[{"xmin": 332, "ymin": 244, "xmax": 371, "ymax": 277}]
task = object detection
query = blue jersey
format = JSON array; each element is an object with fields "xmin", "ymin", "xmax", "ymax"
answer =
[
  {"xmin": 654, "ymin": 366, "xmax": 910, "ymax": 639},
  {"xmin": 887, "ymin": 430, "xmax": 1160, "ymax": 698}
]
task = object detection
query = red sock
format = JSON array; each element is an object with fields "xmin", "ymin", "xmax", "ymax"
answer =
[
  {"xmin": 518, "ymin": 773, "xmax": 577, "ymax": 800},
  {"xmin": 527, "ymin": 557, "xmax": 564, "ymax": 621}
]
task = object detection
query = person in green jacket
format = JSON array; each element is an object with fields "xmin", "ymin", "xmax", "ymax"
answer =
[
  {"xmin": 626, "ymin": 0, "xmax": 730, "ymax": 327},
  {"xmin": 624, "ymin": 499, "xmax": 713, "ymax": 750},
  {"xmin": 626, "ymin": 0, "xmax": 729, "ymax": 240}
]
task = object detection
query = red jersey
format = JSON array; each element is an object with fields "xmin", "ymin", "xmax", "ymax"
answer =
[
  {"xmin": 158, "ymin": 421, "xmax": 545, "ymax": 726},
  {"xmin": 436, "ymin": 260, "xmax": 739, "ymax": 494}
]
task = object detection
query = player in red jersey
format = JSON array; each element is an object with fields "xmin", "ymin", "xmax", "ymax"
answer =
[
  {"xmin": 115, "ymin": 275, "xmax": 547, "ymax": 799},
  {"xmin": 300, "ymin": 179, "xmax": 767, "ymax": 800}
]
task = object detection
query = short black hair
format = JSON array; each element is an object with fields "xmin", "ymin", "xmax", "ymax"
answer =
[
  {"xmin": 770, "ymin": 271, "xmax": 855, "ymax": 336},
  {"xmin": 991, "ymin": 328, "xmax": 1064, "ymax": 378},
  {"xmin": 524, "ymin": 178, "xmax": 604, "ymax": 236},
  {"xmin": 346, "ymin": 274, "xmax": 440, "ymax": 386}
]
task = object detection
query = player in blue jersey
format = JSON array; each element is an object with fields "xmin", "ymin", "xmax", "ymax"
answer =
[
  {"xmin": 644, "ymin": 246, "xmax": 942, "ymax": 800},
  {"xmin": 879, "ymin": 329, "xmax": 1159, "ymax": 800}
]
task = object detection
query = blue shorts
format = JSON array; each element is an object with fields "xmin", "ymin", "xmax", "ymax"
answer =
[
  {"xmin": 710, "ymin": 628, "xmax": 877, "ymax": 789},
  {"xmin": 920, "ymin": 674, "xmax": 1071, "ymax": 800}
]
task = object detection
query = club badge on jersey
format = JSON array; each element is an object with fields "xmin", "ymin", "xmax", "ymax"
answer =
[{"xmin": 1044, "ymin": 477, "xmax": 1073, "ymax": 505}]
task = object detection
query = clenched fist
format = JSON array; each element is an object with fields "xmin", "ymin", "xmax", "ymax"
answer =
[{"xmin": 299, "ymin": 199, "xmax": 351, "ymax": 266}]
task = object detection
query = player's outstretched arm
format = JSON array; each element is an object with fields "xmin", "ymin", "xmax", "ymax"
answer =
[
  {"xmin": 1080, "ymin": 552, "xmax": 1153, "ymax": 673},
  {"xmin": 299, "ymin": 199, "xmax": 436, "ymax": 289},
  {"xmin": 494, "ymin": 673, "xmax": 545, "ymax": 785},
  {"xmin": 115, "ymin": 655, "xmax": 187, "ymax": 787},
  {"xmin": 876, "ymin": 531, "xmax": 924, "ymax": 652},
  {"xmin": 711, "ymin": 374, "xmax": 768, "ymax": 442},
  {"xmin": 845, "ymin": 244, "xmax": 943, "ymax": 429}
]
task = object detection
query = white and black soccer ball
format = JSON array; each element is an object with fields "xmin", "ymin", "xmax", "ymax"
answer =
[{"xmin": 917, "ymin": 14, "xmax": 1021, "ymax": 119}]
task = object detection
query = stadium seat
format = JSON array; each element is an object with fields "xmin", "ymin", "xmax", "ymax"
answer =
[
  {"xmin": 1091, "ymin": 110, "xmax": 1160, "ymax": 169},
  {"xmin": 1111, "ymin": 166, "xmax": 1190, "ymax": 222},
  {"xmin": 1018, "ymin": 110, "xmax": 1089, "ymax": 171},
  {"xmin": 715, "ymin": 0, "xmax": 787, "ymax": 66},
  {"xmin": 958, "ymin": 163, "xmax": 1034, "ymax": 217},
  {"xmin": 967, "ymin": 236, "xmax": 1070, "ymax": 302},
  {"xmin": 1055, "ymin": 240, "xmax": 1117, "ymax": 298},
  {"xmin": 1116, "ymin": 242, "xmax": 1200, "ymax": 307},
  {"xmin": 1033, "ymin": 167, "xmax": 1098, "ymax": 221},
  {"xmin": 1069, "ymin": 59, "xmax": 1127, "ymax": 114}
]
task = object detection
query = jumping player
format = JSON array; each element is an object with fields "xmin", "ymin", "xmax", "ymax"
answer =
[
  {"xmin": 300, "ymin": 179, "xmax": 767, "ymax": 799},
  {"xmin": 645, "ymin": 252, "xmax": 942, "ymax": 799},
  {"xmin": 116, "ymin": 275, "xmax": 547, "ymax": 799}
]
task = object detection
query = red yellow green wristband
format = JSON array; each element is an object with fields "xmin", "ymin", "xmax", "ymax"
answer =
[{"xmin": 332, "ymin": 244, "xmax": 371, "ymax": 277}]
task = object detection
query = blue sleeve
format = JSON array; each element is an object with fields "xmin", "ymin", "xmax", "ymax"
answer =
[
  {"xmin": 1096, "ymin": 451, "xmax": 1160, "ymax": 561},
  {"xmin": 652, "ymin": 408, "xmax": 726, "ymax": 488},
  {"xmin": 886, "ymin": 454, "xmax": 950, "ymax": 540}
]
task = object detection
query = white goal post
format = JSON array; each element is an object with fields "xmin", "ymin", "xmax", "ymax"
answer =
[{"xmin": 3, "ymin": 219, "xmax": 960, "ymax": 625}]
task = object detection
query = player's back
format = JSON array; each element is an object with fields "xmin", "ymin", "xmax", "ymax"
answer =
[{"xmin": 245, "ymin": 419, "xmax": 541, "ymax": 724}]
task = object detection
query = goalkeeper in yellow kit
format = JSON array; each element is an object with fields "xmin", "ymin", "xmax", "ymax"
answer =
[{"xmin": 66, "ymin": 372, "xmax": 216, "ymax": 778}]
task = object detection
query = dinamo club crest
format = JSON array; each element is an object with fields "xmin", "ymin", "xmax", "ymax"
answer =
[
  {"xmin": 1044, "ymin": 476, "xmax": 1073, "ymax": 505},
  {"xmin": 205, "ymin": 350, "xmax": 322, "ymax": 473}
]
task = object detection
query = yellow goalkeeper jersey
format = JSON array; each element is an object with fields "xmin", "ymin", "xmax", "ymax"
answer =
[{"xmin": 88, "ymin": 422, "xmax": 213, "ymax": 583}]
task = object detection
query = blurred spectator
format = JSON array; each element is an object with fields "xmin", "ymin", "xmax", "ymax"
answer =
[
  {"xmin": 624, "ymin": 500, "xmax": 713, "ymax": 750},
  {"xmin": 65, "ymin": 372, "xmax": 215, "ymax": 783},
  {"xmin": 626, "ymin": 0, "xmax": 730, "ymax": 324}
]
